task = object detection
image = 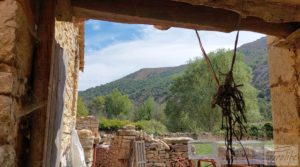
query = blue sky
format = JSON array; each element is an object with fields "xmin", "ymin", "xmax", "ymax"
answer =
[{"xmin": 79, "ymin": 20, "xmax": 265, "ymax": 90}]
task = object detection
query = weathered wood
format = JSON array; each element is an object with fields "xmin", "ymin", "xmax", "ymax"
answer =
[
  {"xmin": 56, "ymin": 0, "xmax": 72, "ymax": 21},
  {"xmin": 134, "ymin": 141, "xmax": 146, "ymax": 167},
  {"xmin": 45, "ymin": 43, "xmax": 66, "ymax": 167},
  {"xmin": 72, "ymin": 0, "xmax": 299, "ymax": 38},
  {"xmin": 171, "ymin": 0, "xmax": 300, "ymax": 23},
  {"xmin": 29, "ymin": 0, "xmax": 56, "ymax": 166}
]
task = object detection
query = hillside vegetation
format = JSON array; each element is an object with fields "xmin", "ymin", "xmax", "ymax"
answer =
[
  {"xmin": 80, "ymin": 65, "xmax": 187, "ymax": 105},
  {"xmin": 78, "ymin": 39, "xmax": 272, "ymax": 136},
  {"xmin": 79, "ymin": 37, "xmax": 269, "ymax": 105},
  {"xmin": 238, "ymin": 37, "xmax": 269, "ymax": 100}
]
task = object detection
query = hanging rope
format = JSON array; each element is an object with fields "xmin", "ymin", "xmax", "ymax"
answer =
[
  {"xmin": 194, "ymin": 30, "xmax": 220, "ymax": 86},
  {"xmin": 194, "ymin": 13, "xmax": 250, "ymax": 166}
]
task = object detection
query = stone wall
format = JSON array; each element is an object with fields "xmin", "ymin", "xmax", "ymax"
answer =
[
  {"xmin": 77, "ymin": 116, "xmax": 100, "ymax": 136},
  {"xmin": 267, "ymin": 36, "xmax": 300, "ymax": 166},
  {"xmin": 0, "ymin": 0, "xmax": 34, "ymax": 166},
  {"xmin": 0, "ymin": 1, "xmax": 82, "ymax": 166},
  {"xmin": 95, "ymin": 126, "xmax": 192, "ymax": 167},
  {"xmin": 78, "ymin": 129, "xmax": 95, "ymax": 167},
  {"xmin": 54, "ymin": 20, "xmax": 82, "ymax": 162},
  {"xmin": 76, "ymin": 116, "xmax": 100, "ymax": 167}
]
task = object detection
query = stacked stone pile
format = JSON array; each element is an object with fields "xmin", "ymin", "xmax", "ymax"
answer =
[
  {"xmin": 76, "ymin": 116, "xmax": 100, "ymax": 138},
  {"xmin": 163, "ymin": 137, "xmax": 193, "ymax": 166},
  {"xmin": 78, "ymin": 129, "xmax": 95, "ymax": 167},
  {"xmin": 160, "ymin": 133, "xmax": 198, "ymax": 140},
  {"xmin": 108, "ymin": 125, "xmax": 149, "ymax": 167},
  {"xmin": 95, "ymin": 125, "xmax": 194, "ymax": 167},
  {"xmin": 145, "ymin": 140, "xmax": 170, "ymax": 167},
  {"xmin": 99, "ymin": 133, "xmax": 114, "ymax": 145},
  {"xmin": 76, "ymin": 116, "xmax": 101, "ymax": 167},
  {"xmin": 95, "ymin": 145, "xmax": 111, "ymax": 167}
]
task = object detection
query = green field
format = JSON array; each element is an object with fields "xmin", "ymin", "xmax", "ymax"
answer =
[{"xmin": 192, "ymin": 143, "xmax": 214, "ymax": 155}]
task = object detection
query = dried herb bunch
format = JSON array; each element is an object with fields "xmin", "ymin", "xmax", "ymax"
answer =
[
  {"xmin": 212, "ymin": 70, "xmax": 247, "ymax": 166},
  {"xmin": 195, "ymin": 29, "xmax": 249, "ymax": 166}
]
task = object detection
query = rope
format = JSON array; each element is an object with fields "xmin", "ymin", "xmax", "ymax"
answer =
[
  {"xmin": 194, "ymin": 30, "xmax": 220, "ymax": 86},
  {"xmin": 194, "ymin": 5, "xmax": 250, "ymax": 166}
]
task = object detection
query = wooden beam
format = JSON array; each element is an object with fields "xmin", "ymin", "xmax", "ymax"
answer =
[
  {"xmin": 29, "ymin": 0, "xmax": 56, "ymax": 166},
  {"xmin": 171, "ymin": 0, "xmax": 300, "ymax": 23},
  {"xmin": 72, "ymin": 0, "xmax": 300, "ymax": 38},
  {"xmin": 56, "ymin": 0, "xmax": 72, "ymax": 21}
]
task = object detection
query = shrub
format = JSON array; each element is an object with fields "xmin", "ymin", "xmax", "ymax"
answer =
[
  {"xmin": 248, "ymin": 125, "xmax": 260, "ymax": 137},
  {"xmin": 135, "ymin": 120, "xmax": 168, "ymax": 135},
  {"xmin": 262, "ymin": 122, "xmax": 273, "ymax": 139},
  {"xmin": 99, "ymin": 118, "xmax": 134, "ymax": 131},
  {"xmin": 99, "ymin": 119, "xmax": 168, "ymax": 135}
]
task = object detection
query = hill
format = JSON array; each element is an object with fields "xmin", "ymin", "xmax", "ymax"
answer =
[
  {"xmin": 80, "ymin": 65, "xmax": 187, "ymax": 105},
  {"xmin": 238, "ymin": 37, "xmax": 270, "ymax": 99},
  {"xmin": 79, "ymin": 37, "xmax": 269, "ymax": 105}
]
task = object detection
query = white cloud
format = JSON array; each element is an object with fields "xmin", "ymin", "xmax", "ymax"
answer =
[
  {"xmin": 79, "ymin": 26, "xmax": 264, "ymax": 90},
  {"xmin": 86, "ymin": 20, "xmax": 101, "ymax": 30}
]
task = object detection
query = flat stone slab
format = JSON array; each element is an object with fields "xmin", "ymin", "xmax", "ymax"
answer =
[{"xmin": 163, "ymin": 137, "xmax": 193, "ymax": 144}]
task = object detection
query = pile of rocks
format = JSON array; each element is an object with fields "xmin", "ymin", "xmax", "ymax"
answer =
[
  {"xmin": 164, "ymin": 137, "xmax": 192, "ymax": 166},
  {"xmin": 145, "ymin": 140, "xmax": 170, "ymax": 167},
  {"xmin": 76, "ymin": 116, "xmax": 101, "ymax": 167},
  {"xmin": 95, "ymin": 125, "xmax": 193, "ymax": 167},
  {"xmin": 108, "ymin": 125, "xmax": 150, "ymax": 167},
  {"xmin": 77, "ymin": 129, "xmax": 95, "ymax": 167},
  {"xmin": 95, "ymin": 145, "xmax": 111, "ymax": 167},
  {"xmin": 76, "ymin": 116, "xmax": 99, "ymax": 137}
]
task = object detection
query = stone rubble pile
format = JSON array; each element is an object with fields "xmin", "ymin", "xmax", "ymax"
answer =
[
  {"xmin": 163, "ymin": 137, "xmax": 193, "ymax": 167},
  {"xmin": 95, "ymin": 125, "xmax": 193, "ymax": 167},
  {"xmin": 76, "ymin": 116, "xmax": 100, "ymax": 138},
  {"xmin": 145, "ymin": 140, "xmax": 170, "ymax": 167},
  {"xmin": 76, "ymin": 116, "xmax": 100, "ymax": 167},
  {"xmin": 78, "ymin": 129, "xmax": 94, "ymax": 167},
  {"xmin": 95, "ymin": 144, "xmax": 110, "ymax": 167}
]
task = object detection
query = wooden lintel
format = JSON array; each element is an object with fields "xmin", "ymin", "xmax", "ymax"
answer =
[
  {"xmin": 171, "ymin": 0, "xmax": 300, "ymax": 23},
  {"xmin": 56, "ymin": 0, "xmax": 72, "ymax": 21},
  {"xmin": 71, "ymin": 0, "xmax": 300, "ymax": 38}
]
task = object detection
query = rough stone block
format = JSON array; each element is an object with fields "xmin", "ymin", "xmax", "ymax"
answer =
[
  {"xmin": 163, "ymin": 137, "xmax": 193, "ymax": 144},
  {"xmin": 0, "ymin": 95, "xmax": 11, "ymax": 123},
  {"xmin": 0, "ymin": 122, "xmax": 10, "ymax": 144},
  {"xmin": 268, "ymin": 37, "xmax": 297, "ymax": 85},
  {"xmin": 0, "ymin": 144, "xmax": 15, "ymax": 167},
  {"xmin": 0, "ymin": 29, "xmax": 15, "ymax": 64},
  {"xmin": 0, "ymin": 72, "xmax": 13, "ymax": 94},
  {"xmin": 78, "ymin": 129, "xmax": 93, "ymax": 138},
  {"xmin": 270, "ymin": 85, "xmax": 300, "ymax": 131}
]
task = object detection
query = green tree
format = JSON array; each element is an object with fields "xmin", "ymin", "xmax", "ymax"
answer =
[
  {"xmin": 165, "ymin": 50, "xmax": 261, "ymax": 132},
  {"xmin": 105, "ymin": 89, "xmax": 133, "ymax": 119},
  {"xmin": 151, "ymin": 103, "xmax": 167, "ymax": 123},
  {"xmin": 136, "ymin": 96, "xmax": 155, "ymax": 120},
  {"xmin": 89, "ymin": 96, "xmax": 106, "ymax": 116},
  {"xmin": 77, "ymin": 96, "xmax": 89, "ymax": 117}
]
